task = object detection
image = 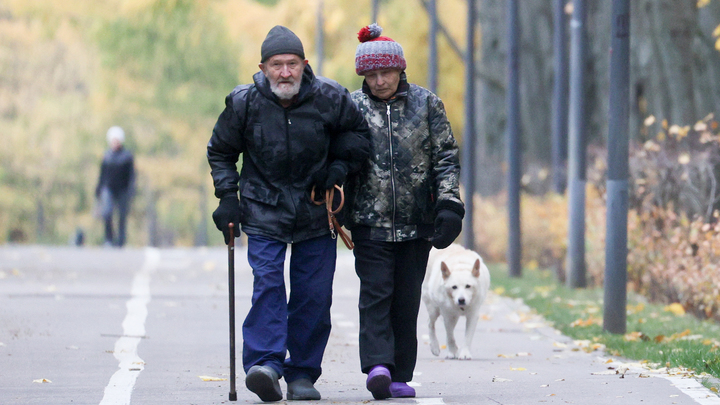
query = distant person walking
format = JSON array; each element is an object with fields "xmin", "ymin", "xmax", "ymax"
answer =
[{"xmin": 95, "ymin": 126, "xmax": 135, "ymax": 247}]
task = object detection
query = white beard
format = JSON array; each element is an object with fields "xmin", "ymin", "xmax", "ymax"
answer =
[{"xmin": 270, "ymin": 79, "xmax": 301, "ymax": 100}]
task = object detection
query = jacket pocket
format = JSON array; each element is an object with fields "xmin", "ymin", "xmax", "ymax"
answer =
[{"xmin": 241, "ymin": 181, "xmax": 280, "ymax": 207}]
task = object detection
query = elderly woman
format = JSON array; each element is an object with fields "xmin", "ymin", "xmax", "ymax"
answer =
[{"xmin": 345, "ymin": 24, "xmax": 464, "ymax": 400}]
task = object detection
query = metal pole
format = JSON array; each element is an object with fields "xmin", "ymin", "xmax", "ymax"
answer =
[
  {"xmin": 419, "ymin": 0, "xmax": 464, "ymax": 60},
  {"xmin": 227, "ymin": 223, "xmax": 237, "ymax": 401},
  {"xmin": 551, "ymin": 0, "xmax": 569, "ymax": 194},
  {"xmin": 566, "ymin": 0, "xmax": 587, "ymax": 288},
  {"xmin": 428, "ymin": 0, "xmax": 438, "ymax": 94},
  {"xmin": 461, "ymin": 0, "xmax": 476, "ymax": 250},
  {"xmin": 603, "ymin": 0, "xmax": 630, "ymax": 334},
  {"xmin": 506, "ymin": 0, "xmax": 522, "ymax": 278},
  {"xmin": 372, "ymin": 0, "xmax": 379, "ymax": 22},
  {"xmin": 315, "ymin": 0, "xmax": 324, "ymax": 77}
]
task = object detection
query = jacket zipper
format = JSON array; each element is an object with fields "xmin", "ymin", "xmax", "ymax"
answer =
[
  {"xmin": 285, "ymin": 108, "xmax": 297, "ymax": 242},
  {"xmin": 386, "ymin": 103, "xmax": 397, "ymax": 242}
]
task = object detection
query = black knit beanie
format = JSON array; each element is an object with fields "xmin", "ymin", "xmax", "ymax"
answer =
[{"xmin": 261, "ymin": 25, "xmax": 305, "ymax": 63}]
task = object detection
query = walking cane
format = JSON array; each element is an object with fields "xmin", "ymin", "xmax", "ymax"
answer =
[{"xmin": 227, "ymin": 223, "xmax": 237, "ymax": 401}]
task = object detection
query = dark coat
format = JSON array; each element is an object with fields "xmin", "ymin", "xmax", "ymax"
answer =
[
  {"xmin": 346, "ymin": 74, "xmax": 464, "ymax": 242},
  {"xmin": 207, "ymin": 64, "xmax": 370, "ymax": 243},
  {"xmin": 95, "ymin": 147, "xmax": 135, "ymax": 198}
]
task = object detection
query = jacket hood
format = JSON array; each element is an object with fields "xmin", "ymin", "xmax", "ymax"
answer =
[{"xmin": 253, "ymin": 64, "xmax": 316, "ymax": 106}]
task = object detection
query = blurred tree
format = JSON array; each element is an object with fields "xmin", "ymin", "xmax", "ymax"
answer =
[
  {"xmin": 0, "ymin": 0, "xmax": 467, "ymax": 245},
  {"xmin": 476, "ymin": 0, "xmax": 720, "ymax": 196},
  {"xmin": 97, "ymin": 0, "xmax": 239, "ymax": 116}
]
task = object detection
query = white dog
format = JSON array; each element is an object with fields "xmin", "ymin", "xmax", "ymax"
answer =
[{"xmin": 422, "ymin": 243, "xmax": 490, "ymax": 360}]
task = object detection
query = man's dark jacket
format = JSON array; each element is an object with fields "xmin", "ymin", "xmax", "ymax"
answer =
[{"xmin": 207, "ymin": 64, "xmax": 370, "ymax": 243}]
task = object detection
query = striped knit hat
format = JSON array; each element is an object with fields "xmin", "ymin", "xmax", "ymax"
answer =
[{"xmin": 355, "ymin": 24, "xmax": 406, "ymax": 75}]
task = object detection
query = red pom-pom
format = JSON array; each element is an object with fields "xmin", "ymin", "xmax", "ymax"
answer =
[
  {"xmin": 358, "ymin": 27, "xmax": 373, "ymax": 43},
  {"xmin": 357, "ymin": 23, "xmax": 382, "ymax": 43}
]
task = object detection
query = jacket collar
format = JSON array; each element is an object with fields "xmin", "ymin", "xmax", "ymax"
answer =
[
  {"xmin": 253, "ymin": 64, "xmax": 315, "ymax": 107},
  {"xmin": 361, "ymin": 71, "xmax": 409, "ymax": 103}
]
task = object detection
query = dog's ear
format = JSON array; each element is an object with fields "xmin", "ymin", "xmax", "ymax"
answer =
[
  {"xmin": 441, "ymin": 261, "xmax": 451, "ymax": 280},
  {"xmin": 472, "ymin": 259, "xmax": 481, "ymax": 277}
]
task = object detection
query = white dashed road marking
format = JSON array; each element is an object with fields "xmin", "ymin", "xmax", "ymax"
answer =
[{"xmin": 99, "ymin": 248, "xmax": 160, "ymax": 405}]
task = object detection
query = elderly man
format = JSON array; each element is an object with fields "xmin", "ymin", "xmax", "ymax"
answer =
[
  {"xmin": 344, "ymin": 24, "xmax": 464, "ymax": 400},
  {"xmin": 95, "ymin": 126, "xmax": 135, "ymax": 247},
  {"xmin": 207, "ymin": 25, "xmax": 370, "ymax": 402}
]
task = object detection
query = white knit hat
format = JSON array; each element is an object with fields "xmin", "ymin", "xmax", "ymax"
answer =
[{"xmin": 106, "ymin": 126, "xmax": 125, "ymax": 145}]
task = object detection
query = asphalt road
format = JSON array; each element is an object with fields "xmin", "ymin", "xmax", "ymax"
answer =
[{"xmin": 1, "ymin": 245, "xmax": 720, "ymax": 405}]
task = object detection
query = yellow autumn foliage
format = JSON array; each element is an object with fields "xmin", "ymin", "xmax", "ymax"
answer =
[{"xmin": 0, "ymin": 0, "xmax": 467, "ymax": 245}]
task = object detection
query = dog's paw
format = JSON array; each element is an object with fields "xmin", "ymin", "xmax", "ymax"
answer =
[
  {"xmin": 445, "ymin": 352, "xmax": 458, "ymax": 360},
  {"xmin": 457, "ymin": 348, "xmax": 472, "ymax": 360},
  {"xmin": 430, "ymin": 344, "xmax": 440, "ymax": 356}
]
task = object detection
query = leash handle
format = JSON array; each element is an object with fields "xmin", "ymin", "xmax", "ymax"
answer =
[{"xmin": 311, "ymin": 185, "xmax": 354, "ymax": 250}]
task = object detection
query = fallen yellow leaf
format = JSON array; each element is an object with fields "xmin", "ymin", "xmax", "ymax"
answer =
[
  {"xmin": 33, "ymin": 379, "xmax": 52, "ymax": 384},
  {"xmin": 672, "ymin": 329, "xmax": 692, "ymax": 339},
  {"xmin": 627, "ymin": 303, "xmax": 645, "ymax": 314},
  {"xmin": 510, "ymin": 367, "xmax": 526, "ymax": 371},
  {"xmin": 570, "ymin": 316, "xmax": 601, "ymax": 327},
  {"xmin": 624, "ymin": 331, "xmax": 647, "ymax": 341},
  {"xmin": 664, "ymin": 303, "xmax": 685, "ymax": 316},
  {"xmin": 199, "ymin": 375, "xmax": 227, "ymax": 382}
]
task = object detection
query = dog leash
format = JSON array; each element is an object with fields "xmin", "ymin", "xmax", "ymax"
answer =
[{"xmin": 311, "ymin": 185, "xmax": 354, "ymax": 250}]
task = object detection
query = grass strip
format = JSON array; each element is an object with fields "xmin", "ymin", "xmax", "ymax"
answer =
[{"xmin": 489, "ymin": 264, "xmax": 720, "ymax": 392}]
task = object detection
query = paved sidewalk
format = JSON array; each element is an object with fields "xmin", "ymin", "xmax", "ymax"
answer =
[
  {"xmin": 270, "ymin": 251, "xmax": 720, "ymax": 405},
  {"xmin": 3, "ymin": 245, "xmax": 718, "ymax": 404}
]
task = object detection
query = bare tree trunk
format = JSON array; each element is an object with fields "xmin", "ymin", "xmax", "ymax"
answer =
[
  {"xmin": 477, "ymin": 0, "xmax": 506, "ymax": 196},
  {"xmin": 632, "ymin": 0, "xmax": 697, "ymax": 129},
  {"xmin": 694, "ymin": 1, "xmax": 720, "ymax": 118}
]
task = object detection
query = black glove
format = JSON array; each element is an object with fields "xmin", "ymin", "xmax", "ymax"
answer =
[
  {"xmin": 324, "ymin": 163, "xmax": 347, "ymax": 189},
  {"xmin": 431, "ymin": 209, "xmax": 463, "ymax": 249},
  {"xmin": 212, "ymin": 195, "xmax": 241, "ymax": 244},
  {"xmin": 310, "ymin": 169, "xmax": 328, "ymax": 202}
]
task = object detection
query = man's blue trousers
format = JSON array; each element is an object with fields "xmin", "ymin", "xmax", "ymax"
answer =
[{"xmin": 242, "ymin": 233, "xmax": 337, "ymax": 384}]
